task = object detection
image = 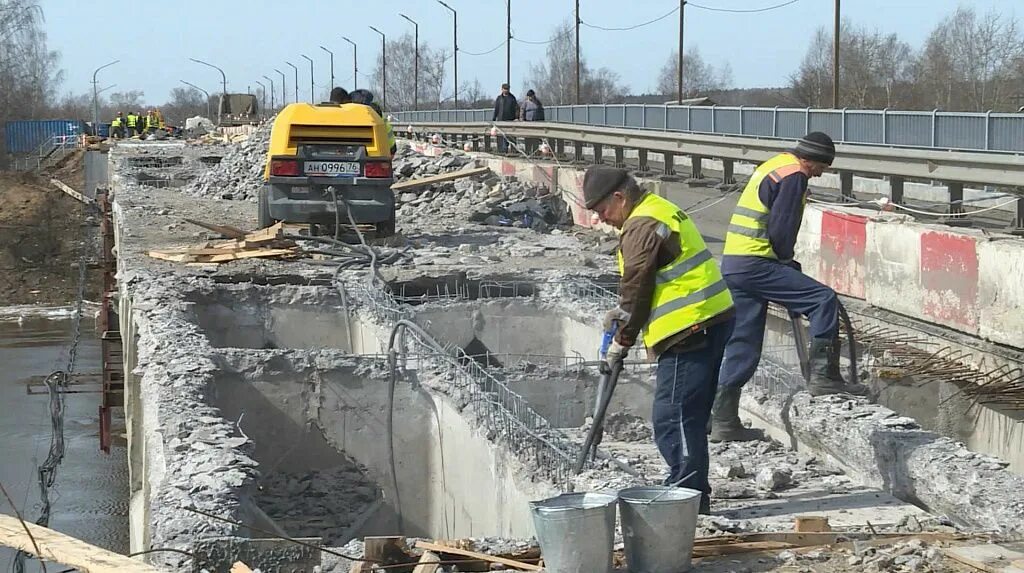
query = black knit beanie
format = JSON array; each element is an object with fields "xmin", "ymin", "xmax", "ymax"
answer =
[{"xmin": 792, "ymin": 132, "xmax": 836, "ymax": 165}]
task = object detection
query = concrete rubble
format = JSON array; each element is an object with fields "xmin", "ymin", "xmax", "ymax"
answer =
[{"xmin": 104, "ymin": 137, "xmax": 1024, "ymax": 572}]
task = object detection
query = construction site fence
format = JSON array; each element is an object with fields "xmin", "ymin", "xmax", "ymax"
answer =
[{"xmin": 393, "ymin": 104, "xmax": 1024, "ymax": 154}]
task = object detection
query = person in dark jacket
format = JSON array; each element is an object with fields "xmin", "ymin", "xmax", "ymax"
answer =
[{"xmin": 492, "ymin": 83, "xmax": 518, "ymax": 153}]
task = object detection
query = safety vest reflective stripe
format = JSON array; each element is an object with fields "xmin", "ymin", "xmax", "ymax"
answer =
[
  {"xmin": 722, "ymin": 152, "xmax": 802, "ymax": 259},
  {"xmin": 126, "ymin": 115, "xmax": 137, "ymax": 127},
  {"xmin": 647, "ymin": 279, "xmax": 730, "ymax": 324},
  {"xmin": 732, "ymin": 205, "xmax": 768, "ymax": 222},
  {"xmin": 726, "ymin": 224, "xmax": 768, "ymax": 239},
  {"xmin": 656, "ymin": 248, "xmax": 712, "ymax": 284},
  {"xmin": 616, "ymin": 193, "xmax": 733, "ymax": 348}
]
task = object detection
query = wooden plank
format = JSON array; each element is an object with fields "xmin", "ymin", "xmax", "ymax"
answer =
[
  {"xmin": 183, "ymin": 218, "xmax": 247, "ymax": 239},
  {"xmin": 146, "ymin": 250, "xmax": 196, "ymax": 262},
  {"xmin": 390, "ymin": 167, "xmax": 490, "ymax": 191},
  {"xmin": 412, "ymin": 550, "xmax": 441, "ymax": 573},
  {"xmin": 944, "ymin": 544, "xmax": 1024, "ymax": 573},
  {"xmin": 0, "ymin": 514, "xmax": 163, "ymax": 573},
  {"xmin": 199, "ymin": 248, "xmax": 295, "ymax": 263},
  {"xmin": 415, "ymin": 541, "xmax": 543, "ymax": 572},
  {"xmin": 692, "ymin": 541, "xmax": 797, "ymax": 557},
  {"xmin": 230, "ymin": 562, "xmax": 254, "ymax": 573},
  {"xmin": 50, "ymin": 179, "xmax": 94, "ymax": 205},
  {"xmin": 246, "ymin": 221, "xmax": 284, "ymax": 241}
]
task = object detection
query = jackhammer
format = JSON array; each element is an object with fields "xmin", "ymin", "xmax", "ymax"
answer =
[{"xmin": 573, "ymin": 320, "xmax": 624, "ymax": 474}]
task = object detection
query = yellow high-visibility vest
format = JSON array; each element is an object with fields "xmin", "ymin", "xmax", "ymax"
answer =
[
  {"xmin": 126, "ymin": 114, "xmax": 138, "ymax": 127},
  {"xmin": 111, "ymin": 117, "xmax": 122, "ymax": 127},
  {"xmin": 616, "ymin": 193, "xmax": 733, "ymax": 348},
  {"xmin": 722, "ymin": 152, "xmax": 805, "ymax": 259}
]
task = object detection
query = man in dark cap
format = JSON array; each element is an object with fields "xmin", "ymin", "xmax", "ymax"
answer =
[
  {"xmin": 329, "ymin": 87, "xmax": 351, "ymax": 104},
  {"xmin": 584, "ymin": 166, "xmax": 735, "ymax": 513},
  {"xmin": 491, "ymin": 83, "xmax": 518, "ymax": 154},
  {"xmin": 711, "ymin": 132, "xmax": 866, "ymax": 443}
]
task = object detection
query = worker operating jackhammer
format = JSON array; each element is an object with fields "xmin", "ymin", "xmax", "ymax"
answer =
[
  {"xmin": 710, "ymin": 132, "xmax": 868, "ymax": 443},
  {"xmin": 585, "ymin": 166, "xmax": 735, "ymax": 514}
]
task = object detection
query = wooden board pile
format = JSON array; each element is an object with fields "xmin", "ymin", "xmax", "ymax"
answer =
[{"xmin": 147, "ymin": 221, "xmax": 300, "ymax": 264}]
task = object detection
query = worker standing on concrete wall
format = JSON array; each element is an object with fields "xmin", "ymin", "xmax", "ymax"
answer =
[
  {"xmin": 711, "ymin": 132, "xmax": 867, "ymax": 443},
  {"xmin": 585, "ymin": 166, "xmax": 735, "ymax": 513}
]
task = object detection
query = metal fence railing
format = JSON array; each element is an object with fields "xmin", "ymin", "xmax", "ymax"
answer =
[{"xmin": 393, "ymin": 105, "xmax": 1024, "ymax": 153}]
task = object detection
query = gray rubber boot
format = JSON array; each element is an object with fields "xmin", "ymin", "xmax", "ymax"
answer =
[
  {"xmin": 709, "ymin": 385, "xmax": 764, "ymax": 442},
  {"xmin": 807, "ymin": 337, "xmax": 868, "ymax": 396}
]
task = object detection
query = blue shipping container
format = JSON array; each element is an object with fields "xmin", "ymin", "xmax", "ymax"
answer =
[
  {"xmin": 3, "ymin": 119, "xmax": 86, "ymax": 154},
  {"xmin": 96, "ymin": 123, "xmax": 111, "ymax": 138}
]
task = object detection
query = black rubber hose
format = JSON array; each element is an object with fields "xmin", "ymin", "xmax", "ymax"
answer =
[{"xmin": 837, "ymin": 299, "xmax": 858, "ymax": 384}]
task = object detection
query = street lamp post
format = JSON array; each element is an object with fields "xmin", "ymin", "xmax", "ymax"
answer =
[
  {"xmin": 301, "ymin": 54, "xmax": 314, "ymax": 102},
  {"xmin": 399, "ymin": 13, "xmax": 419, "ymax": 111},
  {"xmin": 275, "ymin": 68, "xmax": 287, "ymax": 106},
  {"xmin": 180, "ymin": 80, "xmax": 211, "ymax": 119},
  {"xmin": 342, "ymin": 36, "xmax": 358, "ymax": 90},
  {"xmin": 436, "ymin": 1, "xmax": 457, "ymax": 109},
  {"xmin": 286, "ymin": 61, "xmax": 299, "ymax": 104},
  {"xmin": 255, "ymin": 80, "xmax": 267, "ymax": 118},
  {"xmin": 262, "ymin": 75, "xmax": 276, "ymax": 111},
  {"xmin": 320, "ymin": 45, "xmax": 335, "ymax": 91},
  {"xmin": 369, "ymin": 26, "xmax": 386, "ymax": 110},
  {"xmin": 189, "ymin": 58, "xmax": 228, "ymax": 96},
  {"xmin": 92, "ymin": 60, "xmax": 119, "ymax": 129}
]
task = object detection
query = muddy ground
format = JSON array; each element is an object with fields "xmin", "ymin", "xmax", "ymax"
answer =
[{"xmin": 0, "ymin": 151, "xmax": 102, "ymax": 306}]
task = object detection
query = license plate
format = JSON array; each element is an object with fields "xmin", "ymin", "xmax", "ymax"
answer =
[{"xmin": 304, "ymin": 161, "xmax": 360, "ymax": 176}]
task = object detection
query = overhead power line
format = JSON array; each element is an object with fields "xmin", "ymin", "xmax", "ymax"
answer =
[
  {"xmin": 511, "ymin": 26, "xmax": 574, "ymax": 45},
  {"xmin": 579, "ymin": 5, "xmax": 679, "ymax": 31},
  {"xmin": 687, "ymin": 0, "xmax": 801, "ymax": 13},
  {"xmin": 461, "ymin": 40, "xmax": 507, "ymax": 56}
]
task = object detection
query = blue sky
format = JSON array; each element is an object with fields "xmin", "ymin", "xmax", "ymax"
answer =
[{"xmin": 41, "ymin": 0, "xmax": 1020, "ymax": 105}]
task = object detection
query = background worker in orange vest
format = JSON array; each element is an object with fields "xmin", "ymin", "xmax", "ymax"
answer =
[{"xmin": 711, "ymin": 132, "xmax": 867, "ymax": 443}]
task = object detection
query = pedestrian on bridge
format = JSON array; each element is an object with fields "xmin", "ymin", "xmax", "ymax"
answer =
[
  {"xmin": 492, "ymin": 83, "xmax": 518, "ymax": 154},
  {"xmin": 586, "ymin": 166, "xmax": 735, "ymax": 514},
  {"xmin": 710, "ymin": 132, "xmax": 867, "ymax": 443}
]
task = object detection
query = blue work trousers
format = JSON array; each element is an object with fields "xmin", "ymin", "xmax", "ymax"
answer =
[
  {"xmin": 653, "ymin": 319, "xmax": 734, "ymax": 496},
  {"xmin": 718, "ymin": 257, "xmax": 839, "ymax": 390}
]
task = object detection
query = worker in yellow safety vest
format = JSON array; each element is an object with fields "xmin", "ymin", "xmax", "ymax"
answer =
[
  {"xmin": 110, "ymin": 112, "xmax": 124, "ymax": 139},
  {"xmin": 584, "ymin": 166, "xmax": 735, "ymax": 515},
  {"xmin": 711, "ymin": 132, "xmax": 868, "ymax": 443},
  {"xmin": 125, "ymin": 112, "xmax": 139, "ymax": 137}
]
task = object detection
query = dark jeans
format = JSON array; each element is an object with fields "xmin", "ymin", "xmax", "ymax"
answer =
[
  {"xmin": 718, "ymin": 257, "xmax": 839, "ymax": 390},
  {"xmin": 497, "ymin": 134, "xmax": 510, "ymax": 153},
  {"xmin": 653, "ymin": 318, "xmax": 734, "ymax": 496}
]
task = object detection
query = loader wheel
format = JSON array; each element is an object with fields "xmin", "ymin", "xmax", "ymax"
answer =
[
  {"xmin": 375, "ymin": 213, "xmax": 396, "ymax": 238},
  {"xmin": 258, "ymin": 187, "xmax": 276, "ymax": 228}
]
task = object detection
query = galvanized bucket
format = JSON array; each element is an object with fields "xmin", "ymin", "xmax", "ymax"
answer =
[
  {"xmin": 618, "ymin": 486, "xmax": 702, "ymax": 573},
  {"xmin": 530, "ymin": 492, "xmax": 617, "ymax": 573}
]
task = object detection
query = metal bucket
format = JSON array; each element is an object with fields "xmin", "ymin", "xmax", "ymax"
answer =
[
  {"xmin": 530, "ymin": 492, "xmax": 617, "ymax": 573},
  {"xmin": 618, "ymin": 486, "xmax": 702, "ymax": 573}
]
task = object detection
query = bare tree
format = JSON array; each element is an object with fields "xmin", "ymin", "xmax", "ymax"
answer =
[
  {"xmin": 0, "ymin": 0, "xmax": 62, "ymax": 158},
  {"xmin": 916, "ymin": 6, "xmax": 1024, "ymax": 111},
  {"xmin": 790, "ymin": 19, "xmax": 915, "ymax": 109},
  {"xmin": 655, "ymin": 47, "xmax": 732, "ymax": 99},
  {"xmin": 368, "ymin": 33, "xmax": 453, "ymax": 111},
  {"xmin": 161, "ymin": 87, "xmax": 207, "ymax": 124},
  {"xmin": 525, "ymin": 19, "xmax": 627, "ymax": 105}
]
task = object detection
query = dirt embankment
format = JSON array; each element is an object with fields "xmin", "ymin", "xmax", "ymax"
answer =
[{"xmin": 0, "ymin": 151, "xmax": 101, "ymax": 306}]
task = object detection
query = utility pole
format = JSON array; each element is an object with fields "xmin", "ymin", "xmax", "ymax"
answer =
[
  {"xmin": 833, "ymin": 0, "xmax": 840, "ymax": 108},
  {"xmin": 369, "ymin": 26, "xmax": 387, "ymax": 110},
  {"xmin": 286, "ymin": 61, "xmax": 299, "ymax": 104},
  {"xmin": 436, "ymin": 1, "xmax": 457, "ymax": 109},
  {"xmin": 400, "ymin": 14, "xmax": 419, "ymax": 111},
  {"xmin": 301, "ymin": 54, "xmax": 314, "ymax": 102},
  {"xmin": 180, "ymin": 80, "xmax": 211, "ymax": 119},
  {"xmin": 678, "ymin": 0, "xmax": 686, "ymax": 103},
  {"xmin": 189, "ymin": 58, "xmax": 227, "ymax": 97},
  {"xmin": 262, "ymin": 75, "xmax": 276, "ymax": 112},
  {"xmin": 506, "ymin": 0, "xmax": 511, "ymax": 86},
  {"xmin": 342, "ymin": 36, "xmax": 358, "ymax": 90},
  {"xmin": 575, "ymin": 0, "xmax": 581, "ymax": 104},
  {"xmin": 320, "ymin": 45, "xmax": 335, "ymax": 91},
  {"xmin": 91, "ymin": 60, "xmax": 119, "ymax": 129},
  {"xmin": 255, "ymin": 80, "xmax": 267, "ymax": 117},
  {"xmin": 275, "ymin": 68, "xmax": 287, "ymax": 106}
]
